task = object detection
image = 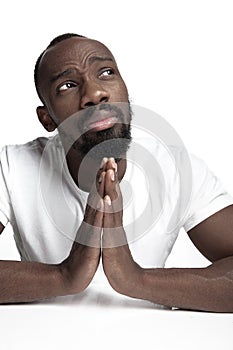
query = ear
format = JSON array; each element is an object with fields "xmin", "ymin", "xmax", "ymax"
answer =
[{"xmin": 36, "ymin": 106, "xmax": 57, "ymax": 132}]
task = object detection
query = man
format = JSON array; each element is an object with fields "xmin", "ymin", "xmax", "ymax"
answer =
[{"xmin": 0, "ymin": 33, "xmax": 233, "ymax": 311}]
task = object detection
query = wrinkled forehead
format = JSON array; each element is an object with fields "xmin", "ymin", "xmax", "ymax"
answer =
[{"xmin": 39, "ymin": 37, "xmax": 116, "ymax": 76}]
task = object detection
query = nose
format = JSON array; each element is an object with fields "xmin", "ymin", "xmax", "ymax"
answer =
[{"xmin": 80, "ymin": 81, "xmax": 109, "ymax": 109}]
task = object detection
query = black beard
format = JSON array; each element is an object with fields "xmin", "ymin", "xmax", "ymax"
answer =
[
  {"xmin": 75, "ymin": 122, "xmax": 132, "ymax": 162},
  {"xmin": 58, "ymin": 102, "xmax": 132, "ymax": 163},
  {"xmin": 70, "ymin": 102, "xmax": 132, "ymax": 162}
]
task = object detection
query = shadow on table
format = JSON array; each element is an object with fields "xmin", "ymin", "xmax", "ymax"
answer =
[{"xmin": 39, "ymin": 284, "xmax": 170, "ymax": 310}]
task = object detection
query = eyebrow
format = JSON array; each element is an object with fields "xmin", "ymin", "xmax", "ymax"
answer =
[
  {"xmin": 88, "ymin": 56, "xmax": 114, "ymax": 64},
  {"xmin": 50, "ymin": 56, "xmax": 115, "ymax": 83},
  {"xmin": 50, "ymin": 68, "xmax": 77, "ymax": 83}
]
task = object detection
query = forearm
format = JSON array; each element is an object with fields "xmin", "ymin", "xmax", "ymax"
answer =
[
  {"xmin": 127, "ymin": 256, "xmax": 233, "ymax": 313},
  {"xmin": 0, "ymin": 260, "xmax": 66, "ymax": 304}
]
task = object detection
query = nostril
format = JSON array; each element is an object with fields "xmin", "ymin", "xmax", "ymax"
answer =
[
  {"xmin": 84, "ymin": 96, "xmax": 108, "ymax": 108},
  {"xmin": 84, "ymin": 101, "xmax": 95, "ymax": 108},
  {"xmin": 100, "ymin": 96, "xmax": 108, "ymax": 103}
]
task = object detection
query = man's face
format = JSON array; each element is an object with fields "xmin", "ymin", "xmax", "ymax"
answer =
[{"xmin": 38, "ymin": 37, "xmax": 131, "ymax": 159}]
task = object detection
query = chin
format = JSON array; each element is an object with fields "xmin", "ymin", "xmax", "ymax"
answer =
[{"xmin": 73, "ymin": 123, "xmax": 132, "ymax": 162}]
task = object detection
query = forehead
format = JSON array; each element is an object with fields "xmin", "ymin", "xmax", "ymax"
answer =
[{"xmin": 39, "ymin": 37, "xmax": 116, "ymax": 76}]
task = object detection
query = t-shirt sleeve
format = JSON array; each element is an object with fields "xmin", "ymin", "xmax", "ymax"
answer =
[
  {"xmin": 183, "ymin": 154, "xmax": 233, "ymax": 232},
  {"xmin": 0, "ymin": 146, "xmax": 13, "ymax": 226}
]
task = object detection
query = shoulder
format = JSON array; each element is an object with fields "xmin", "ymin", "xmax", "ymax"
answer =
[
  {"xmin": 187, "ymin": 153, "xmax": 224, "ymax": 198},
  {"xmin": 1, "ymin": 135, "xmax": 57, "ymax": 154},
  {"xmin": 0, "ymin": 135, "xmax": 63, "ymax": 176},
  {"xmin": 182, "ymin": 153, "xmax": 233, "ymax": 231},
  {"xmin": 0, "ymin": 135, "xmax": 63, "ymax": 167}
]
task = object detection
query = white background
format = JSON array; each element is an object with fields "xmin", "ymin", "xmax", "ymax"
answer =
[
  {"xmin": 0, "ymin": 2, "xmax": 233, "ymax": 350},
  {"xmin": 1, "ymin": 0, "xmax": 233, "ymax": 268}
]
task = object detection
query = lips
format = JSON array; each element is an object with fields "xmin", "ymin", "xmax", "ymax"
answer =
[{"xmin": 84, "ymin": 110, "xmax": 119, "ymax": 132}]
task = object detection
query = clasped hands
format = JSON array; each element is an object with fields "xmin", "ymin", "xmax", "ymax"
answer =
[{"xmin": 61, "ymin": 158, "xmax": 143, "ymax": 297}]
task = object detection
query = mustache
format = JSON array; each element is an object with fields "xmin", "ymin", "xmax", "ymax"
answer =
[
  {"xmin": 57, "ymin": 102, "xmax": 132, "ymax": 144},
  {"xmin": 78, "ymin": 103, "xmax": 127, "ymax": 130}
]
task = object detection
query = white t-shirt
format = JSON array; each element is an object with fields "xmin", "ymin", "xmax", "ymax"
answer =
[{"xmin": 0, "ymin": 134, "xmax": 232, "ymax": 268}]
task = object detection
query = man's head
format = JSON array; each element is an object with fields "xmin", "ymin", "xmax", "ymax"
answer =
[{"xmin": 34, "ymin": 33, "xmax": 131, "ymax": 160}]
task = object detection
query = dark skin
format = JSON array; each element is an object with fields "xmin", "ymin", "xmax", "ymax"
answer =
[{"xmin": 0, "ymin": 37, "xmax": 233, "ymax": 311}]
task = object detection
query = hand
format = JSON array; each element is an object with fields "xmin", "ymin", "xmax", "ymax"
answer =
[
  {"xmin": 101, "ymin": 158, "xmax": 143, "ymax": 296},
  {"xmin": 60, "ymin": 162, "xmax": 105, "ymax": 294}
]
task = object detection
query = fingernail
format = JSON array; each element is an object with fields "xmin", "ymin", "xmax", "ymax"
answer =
[
  {"xmin": 109, "ymin": 157, "xmax": 117, "ymax": 172},
  {"xmin": 109, "ymin": 169, "xmax": 115, "ymax": 181},
  {"xmin": 100, "ymin": 157, "xmax": 108, "ymax": 169},
  {"xmin": 104, "ymin": 195, "xmax": 111, "ymax": 206}
]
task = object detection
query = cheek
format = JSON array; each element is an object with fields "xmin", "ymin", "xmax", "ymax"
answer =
[
  {"xmin": 47, "ymin": 95, "xmax": 81, "ymax": 123},
  {"xmin": 112, "ymin": 81, "xmax": 128, "ymax": 101},
  {"xmin": 121, "ymin": 83, "xmax": 128, "ymax": 99}
]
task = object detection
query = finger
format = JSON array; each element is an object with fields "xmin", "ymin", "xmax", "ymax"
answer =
[
  {"xmin": 96, "ymin": 157, "xmax": 109, "ymax": 195},
  {"xmin": 85, "ymin": 174, "xmax": 105, "ymax": 226},
  {"xmin": 96, "ymin": 158, "xmax": 117, "ymax": 196},
  {"xmin": 87, "ymin": 158, "xmax": 107, "ymax": 211},
  {"xmin": 105, "ymin": 157, "xmax": 117, "ymax": 172},
  {"xmin": 84, "ymin": 155, "xmax": 108, "ymax": 226},
  {"xmin": 104, "ymin": 169, "xmax": 118, "ymax": 201},
  {"xmin": 96, "ymin": 157, "xmax": 116, "ymax": 186},
  {"xmin": 95, "ymin": 156, "xmax": 109, "ymax": 185},
  {"xmin": 104, "ymin": 170, "xmax": 123, "ymax": 216},
  {"xmin": 96, "ymin": 170, "xmax": 105, "ymax": 197},
  {"xmin": 100, "ymin": 157, "xmax": 108, "ymax": 170}
]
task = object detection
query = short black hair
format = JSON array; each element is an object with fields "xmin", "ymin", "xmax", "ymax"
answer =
[{"xmin": 34, "ymin": 33, "xmax": 86, "ymax": 103}]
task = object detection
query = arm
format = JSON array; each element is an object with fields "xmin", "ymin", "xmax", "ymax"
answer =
[
  {"xmin": 0, "ymin": 168, "xmax": 104, "ymax": 304},
  {"xmin": 0, "ymin": 220, "xmax": 68, "ymax": 303},
  {"xmin": 0, "ymin": 222, "xmax": 4, "ymax": 234},
  {"xmin": 101, "ymin": 160, "xmax": 233, "ymax": 312}
]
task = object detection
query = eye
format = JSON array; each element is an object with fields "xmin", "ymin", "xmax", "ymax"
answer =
[
  {"xmin": 58, "ymin": 81, "xmax": 77, "ymax": 92},
  {"xmin": 99, "ymin": 68, "xmax": 114, "ymax": 78}
]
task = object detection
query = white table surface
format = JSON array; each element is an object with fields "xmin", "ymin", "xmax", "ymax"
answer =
[{"xmin": 1, "ymin": 272, "xmax": 233, "ymax": 350}]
